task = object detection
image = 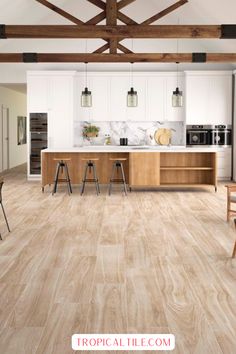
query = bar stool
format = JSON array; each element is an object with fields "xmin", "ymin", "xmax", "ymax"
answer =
[
  {"xmin": 109, "ymin": 158, "xmax": 128, "ymax": 195},
  {"xmin": 52, "ymin": 158, "xmax": 72, "ymax": 195},
  {"xmin": 81, "ymin": 158, "xmax": 100, "ymax": 195},
  {"xmin": 0, "ymin": 179, "xmax": 10, "ymax": 240}
]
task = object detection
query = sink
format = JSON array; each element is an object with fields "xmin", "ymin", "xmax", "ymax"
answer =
[
  {"xmin": 131, "ymin": 145, "xmax": 185, "ymax": 150},
  {"xmin": 131, "ymin": 146, "xmax": 150, "ymax": 150}
]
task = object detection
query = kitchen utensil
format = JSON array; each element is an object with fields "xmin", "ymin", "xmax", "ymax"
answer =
[
  {"xmin": 120, "ymin": 138, "xmax": 128, "ymax": 146},
  {"xmin": 154, "ymin": 128, "xmax": 172, "ymax": 145}
]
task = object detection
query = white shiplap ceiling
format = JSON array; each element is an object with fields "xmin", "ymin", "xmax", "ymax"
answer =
[{"xmin": 0, "ymin": 0, "xmax": 236, "ymax": 82}]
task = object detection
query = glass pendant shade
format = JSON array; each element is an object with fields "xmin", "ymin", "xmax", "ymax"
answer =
[
  {"xmin": 127, "ymin": 87, "xmax": 138, "ymax": 107},
  {"xmin": 172, "ymin": 87, "xmax": 183, "ymax": 107},
  {"xmin": 81, "ymin": 87, "xmax": 92, "ymax": 107}
]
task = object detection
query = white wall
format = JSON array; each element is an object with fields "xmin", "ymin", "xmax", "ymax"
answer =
[{"xmin": 0, "ymin": 86, "xmax": 27, "ymax": 168}]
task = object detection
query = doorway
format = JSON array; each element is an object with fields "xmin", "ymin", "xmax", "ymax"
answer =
[{"xmin": 0, "ymin": 105, "xmax": 10, "ymax": 172}]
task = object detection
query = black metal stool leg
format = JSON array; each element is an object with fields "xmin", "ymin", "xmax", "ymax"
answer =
[
  {"xmin": 92, "ymin": 164, "xmax": 100, "ymax": 196},
  {"xmin": 1, "ymin": 202, "xmax": 10, "ymax": 232},
  {"xmin": 52, "ymin": 163, "xmax": 60, "ymax": 195},
  {"xmin": 64, "ymin": 163, "xmax": 72, "ymax": 195},
  {"xmin": 120, "ymin": 162, "xmax": 128, "ymax": 196},
  {"xmin": 81, "ymin": 163, "xmax": 89, "ymax": 195},
  {"xmin": 109, "ymin": 162, "xmax": 116, "ymax": 195}
]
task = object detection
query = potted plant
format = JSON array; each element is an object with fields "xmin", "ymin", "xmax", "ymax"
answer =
[{"xmin": 83, "ymin": 124, "xmax": 100, "ymax": 138}]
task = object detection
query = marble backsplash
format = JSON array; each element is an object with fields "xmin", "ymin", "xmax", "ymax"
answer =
[{"xmin": 74, "ymin": 121, "xmax": 185, "ymax": 146}]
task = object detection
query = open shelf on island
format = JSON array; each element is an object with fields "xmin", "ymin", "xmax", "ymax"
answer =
[
  {"xmin": 159, "ymin": 152, "xmax": 217, "ymax": 188},
  {"xmin": 160, "ymin": 167, "xmax": 214, "ymax": 171}
]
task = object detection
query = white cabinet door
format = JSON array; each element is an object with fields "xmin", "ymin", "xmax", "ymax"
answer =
[
  {"xmin": 90, "ymin": 76, "xmax": 110, "ymax": 121},
  {"xmin": 209, "ymin": 76, "xmax": 232, "ymax": 125},
  {"xmin": 166, "ymin": 75, "xmax": 185, "ymax": 122},
  {"xmin": 217, "ymin": 148, "xmax": 232, "ymax": 179},
  {"xmin": 126, "ymin": 76, "xmax": 147, "ymax": 122},
  {"xmin": 50, "ymin": 76, "xmax": 73, "ymax": 111},
  {"xmin": 110, "ymin": 76, "xmax": 130, "ymax": 121},
  {"xmin": 48, "ymin": 109, "xmax": 73, "ymax": 148},
  {"xmin": 186, "ymin": 75, "xmax": 210, "ymax": 125},
  {"xmin": 27, "ymin": 75, "xmax": 50, "ymax": 112},
  {"xmin": 147, "ymin": 76, "xmax": 166, "ymax": 121},
  {"xmin": 186, "ymin": 73, "xmax": 232, "ymax": 125}
]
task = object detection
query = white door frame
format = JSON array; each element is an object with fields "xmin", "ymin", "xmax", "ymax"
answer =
[{"xmin": 1, "ymin": 105, "xmax": 10, "ymax": 172}]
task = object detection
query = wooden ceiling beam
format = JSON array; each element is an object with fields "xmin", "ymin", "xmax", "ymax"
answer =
[
  {"xmin": 85, "ymin": 11, "xmax": 106, "ymax": 25},
  {"xmin": 117, "ymin": 42, "xmax": 133, "ymax": 53},
  {"xmin": 86, "ymin": 0, "xmax": 106, "ymax": 11},
  {"xmin": 1, "ymin": 53, "xmax": 236, "ymax": 63},
  {"xmin": 35, "ymin": 0, "xmax": 84, "ymax": 25},
  {"xmin": 141, "ymin": 0, "xmax": 188, "ymax": 25},
  {"xmin": 93, "ymin": 43, "xmax": 110, "ymax": 53},
  {"xmin": 106, "ymin": 0, "xmax": 118, "ymax": 53},
  {"xmin": 117, "ymin": 12, "xmax": 138, "ymax": 25},
  {"xmin": 118, "ymin": 0, "xmax": 136, "ymax": 10},
  {"xmin": 1, "ymin": 25, "xmax": 223, "ymax": 38}
]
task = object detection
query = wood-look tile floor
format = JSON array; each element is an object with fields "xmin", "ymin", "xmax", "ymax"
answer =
[{"xmin": 0, "ymin": 165, "xmax": 235, "ymax": 354}]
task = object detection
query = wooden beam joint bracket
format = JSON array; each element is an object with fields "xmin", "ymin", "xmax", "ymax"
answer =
[
  {"xmin": 23, "ymin": 53, "xmax": 38, "ymax": 62},
  {"xmin": 192, "ymin": 53, "xmax": 206, "ymax": 63},
  {"xmin": 0, "ymin": 24, "xmax": 6, "ymax": 39},
  {"xmin": 221, "ymin": 25, "xmax": 236, "ymax": 39}
]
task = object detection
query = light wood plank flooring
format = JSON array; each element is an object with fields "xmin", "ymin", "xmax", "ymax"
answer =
[{"xmin": 0, "ymin": 165, "xmax": 235, "ymax": 354}]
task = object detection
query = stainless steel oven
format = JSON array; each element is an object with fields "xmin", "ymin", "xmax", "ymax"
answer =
[
  {"xmin": 209, "ymin": 125, "xmax": 232, "ymax": 146},
  {"xmin": 186, "ymin": 125, "xmax": 211, "ymax": 146}
]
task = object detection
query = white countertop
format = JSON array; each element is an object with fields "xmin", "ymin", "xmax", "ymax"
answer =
[{"xmin": 42, "ymin": 145, "xmax": 227, "ymax": 153}]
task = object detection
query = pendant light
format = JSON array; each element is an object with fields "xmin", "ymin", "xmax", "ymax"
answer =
[
  {"xmin": 81, "ymin": 62, "xmax": 92, "ymax": 107},
  {"xmin": 127, "ymin": 40, "xmax": 138, "ymax": 107},
  {"xmin": 172, "ymin": 61, "xmax": 183, "ymax": 107},
  {"xmin": 81, "ymin": 40, "xmax": 92, "ymax": 107},
  {"xmin": 172, "ymin": 20, "xmax": 183, "ymax": 108}
]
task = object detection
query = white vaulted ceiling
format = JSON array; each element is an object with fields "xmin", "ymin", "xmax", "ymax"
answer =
[{"xmin": 0, "ymin": 0, "xmax": 236, "ymax": 82}]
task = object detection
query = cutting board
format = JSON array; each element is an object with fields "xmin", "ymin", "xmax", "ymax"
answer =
[{"xmin": 154, "ymin": 128, "xmax": 172, "ymax": 145}]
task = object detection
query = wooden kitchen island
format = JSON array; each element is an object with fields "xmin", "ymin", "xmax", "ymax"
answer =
[{"xmin": 41, "ymin": 147, "xmax": 218, "ymax": 191}]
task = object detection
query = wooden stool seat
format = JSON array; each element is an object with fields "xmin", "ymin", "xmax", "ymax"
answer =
[
  {"xmin": 81, "ymin": 158, "xmax": 99, "ymax": 161},
  {"xmin": 52, "ymin": 159, "xmax": 72, "ymax": 195},
  {"xmin": 53, "ymin": 158, "xmax": 71, "ymax": 161},
  {"xmin": 109, "ymin": 158, "xmax": 127, "ymax": 161}
]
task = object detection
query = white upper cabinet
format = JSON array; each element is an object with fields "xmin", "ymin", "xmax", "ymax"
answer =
[
  {"xmin": 147, "ymin": 76, "xmax": 165, "ymax": 121},
  {"xmin": 76, "ymin": 72, "xmax": 186, "ymax": 122},
  {"xmin": 90, "ymin": 75, "xmax": 110, "ymax": 121},
  {"xmin": 186, "ymin": 72, "xmax": 232, "ymax": 125},
  {"xmin": 208, "ymin": 76, "xmax": 232, "ymax": 125},
  {"xmin": 147, "ymin": 74, "xmax": 185, "ymax": 122},
  {"xmin": 50, "ymin": 75, "xmax": 74, "ymax": 111},
  {"xmin": 27, "ymin": 75, "xmax": 50, "ymax": 112},
  {"xmin": 126, "ymin": 76, "xmax": 147, "ymax": 122},
  {"xmin": 110, "ymin": 76, "xmax": 130, "ymax": 121},
  {"xmin": 27, "ymin": 71, "xmax": 76, "ymax": 149}
]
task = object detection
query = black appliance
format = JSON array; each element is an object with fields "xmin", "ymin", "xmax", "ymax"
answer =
[
  {"xmin": 30, "ymin": 113, "xmax": 48, "ymax": 175},
  {"xmin": 186, "ymin": 125, "xmax": 210, "ymax": 146},
  {"xmin": 209, "ymin": 125, "xmax": 232, "ymax": 146}
]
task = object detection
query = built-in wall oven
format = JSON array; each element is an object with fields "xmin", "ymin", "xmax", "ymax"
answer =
[
  {"xmin": 209, "ymin": 125, "xmax": 232, "ymax": 146},
  {"xmin": 187, "ymin": 125, "xmax": 232, "ymax": 146},
  {"xmin": 186, "ymin": 125, "xmax": 210, "ymax": 146}
]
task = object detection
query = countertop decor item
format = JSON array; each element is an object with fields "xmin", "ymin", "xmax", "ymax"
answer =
[
  {"xmin": 154, "ymin": 128, "xmax": 172, "ymax": 145},
  {"xmin": 83, "ymin": 124, "xmax": 100, "ymax": 138}
]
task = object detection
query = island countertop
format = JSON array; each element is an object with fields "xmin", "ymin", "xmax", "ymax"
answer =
[{"xmin": 42, "ymin": 145, "xmax": 223, "ymax": 153}]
